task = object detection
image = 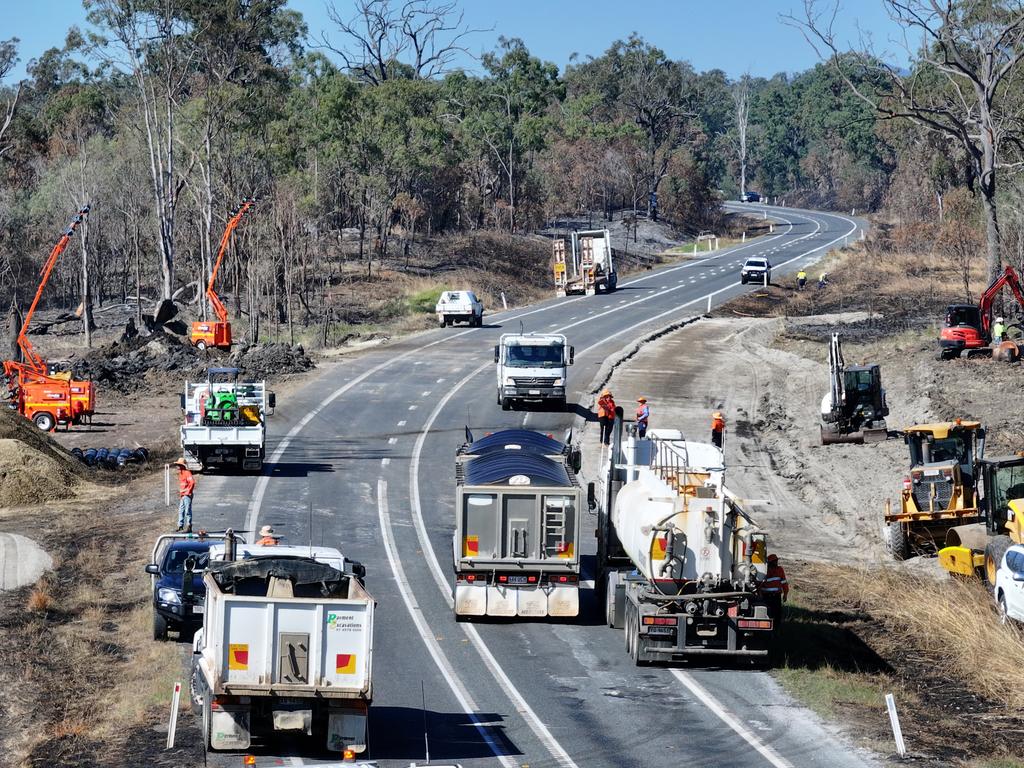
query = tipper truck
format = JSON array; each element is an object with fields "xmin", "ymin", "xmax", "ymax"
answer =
[
  {"xmin": 452, "ymin": 428, "xmax": 588, "ymax": 619},
  {"xmin": 180, "ymin": 367, "xmax": 275, "ymax": 472},
  {"xmin": 599, "ymin": 418, "xmax": 775, "ymax": 662},
  {"xmin": 553, "ymin": 228, "xmax": 617, "ymax": 297},
  {"xmin": 191, "ymin": 537, "xmax": 373, "ymax": 757}
]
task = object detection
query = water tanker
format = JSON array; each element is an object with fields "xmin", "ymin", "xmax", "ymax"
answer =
[{"xmin": 598, "ymin": 421, "xmax": 776, "ymax": 663}]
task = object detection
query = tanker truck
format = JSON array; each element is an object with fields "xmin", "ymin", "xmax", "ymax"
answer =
[{"xmin": 598, "ymin": 418, "xmax": 775, "ymax": 663}]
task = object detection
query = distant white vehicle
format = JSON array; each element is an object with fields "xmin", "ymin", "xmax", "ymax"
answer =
[
  {"xmin": 994, "ymin": 542, "xmax": 1024, "ymax": 624},
  {"xmin": 740, "ymin": 257, "xmax": 772, "ymax": 285},
  {"xmin": 436, "ymin": 290, "xmax": 483, "ymax": 327}
]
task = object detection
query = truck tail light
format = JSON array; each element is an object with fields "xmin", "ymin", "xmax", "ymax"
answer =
[
  {"xmin": 642, "ymin": 616, "xmax": 678, "ymax": 626},
  {"xmin": 737, "ymin": 619, "xmax": 773, "ymax": 630}
]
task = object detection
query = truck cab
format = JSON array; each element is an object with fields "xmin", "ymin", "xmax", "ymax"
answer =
[{"xmin": 494, "ymin": 333, "xmax": 573, "ymax": 411}]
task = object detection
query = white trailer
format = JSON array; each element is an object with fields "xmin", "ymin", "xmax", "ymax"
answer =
[
  {"xmin": 598, "ymin": 421, "xmax": 775, "ymax": 663},
  {"xmin": 553, "ymin": 228, "xmax": 617, "ymax": 297},
  {"xmin": 179, "ymin": 367, "xmax": 275, "ymax": 472},
  {"xmin": 191, "ymin": 544, "xmax": 374, "ymax": 757}
]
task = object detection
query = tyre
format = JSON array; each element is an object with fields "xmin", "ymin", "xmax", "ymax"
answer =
[
  {"xmin": 998, "ymin": 592, "xmax": 1009, "ymax": 625},
  {"xmin": 196, "ymin": 340, "xmax": 207, "ymax": 351},
  {"xmin": 496, "ymin": 390, "xmax": 502, "ymax": 406},
  {"xmin": 984, "ymin": 535, "xmax": 1013, "ymax": 586},
  {"xmin": 740, "ymin": 276, "xmax": 747, "ymax": 285},
  {"xmin": 32, "ymin": 412, "xmax": 56, "ymax": 432},
  {"xmin": 883, "ymin": 523, "xmax": 909, "ymax": 561},
  {"xmin": 153, "ymin": 612, "xmax": 168, "ymax": 641},
  {"xmin": 189, "ymin": 663, "xmax": 205, "ymax": 715},
  {"xmin": 624, "ymin": 605, "xmax": 634, "ymax": 656},
  {"xmin": 605, "ymin": 572, "xmax": 619, "ymax": 628},
  {"xmin": 202, "ymin": 695, "xmax": 215, "ymax": 752},
  {"xmin": 501, "ymin": 398, "xmax": 511, "ymax": 411}
]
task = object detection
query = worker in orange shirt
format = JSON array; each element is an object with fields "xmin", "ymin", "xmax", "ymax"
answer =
[
  {"xmin": 760, "ymin": 553, "xmax": 789, "ymax": 621},
  {"xmin": 711, "ymin": 410, "xmax": 726, "ymax": 449},
  {"xmin": 596, "ymin": 389, "xmax": 616, "ymax": 445},
  {"xmin": 636, "ymin": 396, "xmax": 650, "ymax": 438},
  {"xmin": 256, "ymin": 525, "xmax": 280, "ymax": 546},
  {"xmin": 174, "ymin": 458, "xmax": 195, "ymax": 533}
]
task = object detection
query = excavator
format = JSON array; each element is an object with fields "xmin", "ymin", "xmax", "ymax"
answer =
[
  {"xmin": 2, "ymin": 206, "xmax": 96, "ymax": 431},
  {"xmin": 819, "ymin": 333, "xmax": 888, "ymax": 444},
  {"xmin": 939, "ymin": 265, "xmax": 1024, "ymax": 361},
  {"xmin": 190, "ymin": 198, "xmax": 256, "ymax": 351}
]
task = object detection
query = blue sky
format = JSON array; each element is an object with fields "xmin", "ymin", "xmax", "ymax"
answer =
[{"xmin": 3, "ymin": 0, "xmax": 909, "ymax": 82}]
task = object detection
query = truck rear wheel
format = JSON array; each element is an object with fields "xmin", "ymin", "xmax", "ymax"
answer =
[
  {"xmin": 884, "ymin": 523, "xmax": 909, "ymax": 561},
  {"xmin": 202, "ymin": 696, "xmax": 214, "ymax": 752}
]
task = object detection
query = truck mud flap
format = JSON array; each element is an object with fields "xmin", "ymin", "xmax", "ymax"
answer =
[
  {"xmin": 516, "ymin": 586, "xmax": 548, "ymax": 617},
  {"xmin": 328, "ymin": 707, "xmax": 367, "ymax": 754},
  {"xmin": 211, "ymin": 706, "xmax": 250, "ymax": 751},
  {"xmin": 547, "ymin": 585, "xmax": 579, "ymax": 617},
  {"xmin": 485, "ymin": 585, "xmax": 517, "ymax": 617},
  {"xmin": 454, "ymin": 584, "xmax": 486, "ymax": 616}
]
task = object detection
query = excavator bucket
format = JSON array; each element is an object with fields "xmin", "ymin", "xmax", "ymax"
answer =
[
  {"xmin": 820, "ymin": 426, "xmax": 864, "ymax": 445},
  {"xmin": 862, "ymin": 425, "xmax": 889, "ymax": 443}
]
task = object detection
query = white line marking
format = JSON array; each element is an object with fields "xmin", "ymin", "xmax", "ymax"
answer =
[
  {"xmin": 377, "ymin": 480, "xmax": 516, "ymax": 768},
  {"xmin": 408, "ymin": 405, "xmax": 417, "ymax": 411},
  {"xmin": 670, "ymin": 670, "xmax": 793, "ymax": 768},
  {"xmin": 388, "ymin": 437, "xmax": 397, "ymax": 445},
  {"xmin": 436, "ymin": 378, "xmax": 445, "ymax": 384},
  {"xmin": 398, "ymin": 420, "xmax": 407, "ymax": 426},
  {"xmin": 381, "ymin": 457, "xmax": 390, "ymax": 466},
  {"xmin": 421, "ymin": 391, "xmax": 431, "ymax": 397}
]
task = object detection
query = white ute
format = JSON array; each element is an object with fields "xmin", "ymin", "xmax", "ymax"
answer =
[{"xmin": 436, "ymin": 290, "xmax": 483, "ymax": 327}]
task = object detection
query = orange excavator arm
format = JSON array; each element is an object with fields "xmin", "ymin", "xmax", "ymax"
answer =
[
  {"xmin": 6, "ymin": 206, "xmax": 90, "ymax": 379},
  {"xmin": 977, "ymin": 265, "xmax": 1024, "ymax": 335},
  {"xmin": 206, "ymin": 198, "xmax": 256, "ymax": 324}
]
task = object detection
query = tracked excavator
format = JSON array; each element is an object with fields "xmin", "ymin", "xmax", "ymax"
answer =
[
  {"xmin": 939, "ymin": 265, "xmax": 1024, "ymax": 361},
  {"xmin": 820, "ymin": 333, "xmax": 888, "ymax": 445},
  {"xmin": 2, "ymin": 206, "xmax": 96, "ymax": 431},
  {"xmin": 190, "ymin": 198, "xmax": 256, "ymax": 351}
]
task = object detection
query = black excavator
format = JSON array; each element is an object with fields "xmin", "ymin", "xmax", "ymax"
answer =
[{"xmin": 819, "ymin": 333, "xmax": 889, "ymax": 445}]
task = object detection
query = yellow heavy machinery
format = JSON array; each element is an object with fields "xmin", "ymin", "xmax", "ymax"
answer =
[
  {"xmin": 938, "ymin": 454, "xmax": 1024, "ymax": 581},
  {"xmin": 883, "ymin": 421, "xmax": 985, "ymax": 560}
]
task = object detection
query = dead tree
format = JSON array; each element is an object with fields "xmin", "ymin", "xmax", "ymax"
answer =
[
  {"xmin": 0, "ymin": 38, "xmax": 23, "ymax": 160},
  {"xmin": 791, "ymin": 0, "xmax": 1024, "ymax": 280},
  {"xmin": 732, "ymin": 74, "xmax": 752, "ymax": 197}
]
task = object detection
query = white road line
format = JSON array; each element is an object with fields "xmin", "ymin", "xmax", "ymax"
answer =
[
  {"xmin": 436, "ymin": 378, "xmax": 445, "ymax": 383},
  {"xmin": 398, "ymin": 420, "xmax": 406, "ymax": 426},
  {"xmin": 670, "ymin": 670, "xmax": 793, "ymax": 768},
  {"xmin": 377, "ymin": 479, "xmax": 516, "ymax": 768},
  {"xmin": 408, "ymin": 405, "xmax": 417, "ymax": 411},
  {"xmin": 421, "ymin": 390, "xmax": 431, "ymax": 397},
  {"xmin": 381, "ymin": 457, "xmax": 390, "ymax": 466},
  {"xmin": 388, "ymin": 437, "xmax": 397, "ymax": 445}
]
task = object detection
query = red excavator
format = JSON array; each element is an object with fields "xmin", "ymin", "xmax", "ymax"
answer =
[
  {"xmin": 939, "ymin": 265, "xmax": 1024, "ymax": 361},
  {"xmin": 190, "ymin": 198, "xmax": 256, "ymax": 351},
  {"xmin": 3, "ymin": 206, "xmax": 96, "ymax": 431}
]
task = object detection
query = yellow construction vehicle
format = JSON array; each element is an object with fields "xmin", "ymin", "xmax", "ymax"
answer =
[
  {"xmin": 938, "ymin": 453, "xmax": 1024, "ymax": 580},
  {"xmin": 883, "ymin": 421, "xmax": 985, "ymax": 560}
]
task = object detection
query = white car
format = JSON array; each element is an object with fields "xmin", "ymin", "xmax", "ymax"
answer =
[
  {"xmin": 740, "ymin": 257, "xmax": 772, "ymax": 285},
  {"xmin": 436, "ymin": 290, "xmax": 483, "ymax": 328},
  {"xmin": 994, "ymin": 543, "xmax": 1024, "ymax": 624}
]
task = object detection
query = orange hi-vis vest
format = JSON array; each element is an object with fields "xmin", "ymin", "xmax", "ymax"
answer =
[
  {"xmin": 178, "ymin": 469, "xmax": 195, "ymax": 498},
  {"xmin": 597, "ymin": 395, "xmax": 615, "ymax": 419},
  {"xmin": 761, "ymin": 564, "xmax": 789, "ymax": 598},
  {"xmin": 711, "ymin": 412, "xmax": 726, "ymax": 432}
]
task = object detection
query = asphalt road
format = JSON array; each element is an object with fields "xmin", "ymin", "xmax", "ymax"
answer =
[{"xmin": 196, "ymin": 204, "xmax": 878, "ymax": 768}]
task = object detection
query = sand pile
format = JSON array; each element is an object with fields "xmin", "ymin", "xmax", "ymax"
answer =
[{"xmin": 0, "ymin": 409, "xmax": 83, "ymax": 507}]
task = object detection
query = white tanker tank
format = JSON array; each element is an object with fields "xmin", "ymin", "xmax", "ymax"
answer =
[{"xmin": 599, "ymin": 427, "xmax": 776, "ymax": 663}]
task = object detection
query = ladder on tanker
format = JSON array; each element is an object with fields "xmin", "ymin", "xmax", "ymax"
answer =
[{"xmin": 544, "ymin": 507, "xmax": 567, "ymax": 555}]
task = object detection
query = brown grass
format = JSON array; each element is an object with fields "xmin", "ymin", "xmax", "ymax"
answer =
[{"xmin": 26, "ymin": 579, "xmax": 52, "ymax": 613}]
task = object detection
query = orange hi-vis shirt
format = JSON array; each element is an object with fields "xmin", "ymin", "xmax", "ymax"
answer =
[{"xmin": 179, "ymin": 469, "xmax": 195, "ymax": 498}]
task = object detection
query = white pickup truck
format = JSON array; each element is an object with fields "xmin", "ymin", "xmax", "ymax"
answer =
[
  {"xmin": 495, "ymin": 333, "xmax": 573, "ymax": 411},
  {"xmin": 179, "ymin": 367, "xmax": 274, "ymax": 472},
  {"xmin": 436, "ymin": 290, "xmax": 484, "ymax": 327},
  {"xmin": 191, "ymin": 541, "xmax": 374, "ymax": 757}
]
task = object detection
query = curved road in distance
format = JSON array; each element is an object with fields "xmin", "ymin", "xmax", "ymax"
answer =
[{"xmin": 199, "ymin": 204, "xmax": 876, "ymax": 768}]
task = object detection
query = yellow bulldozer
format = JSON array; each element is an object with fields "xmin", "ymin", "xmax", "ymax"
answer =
[{"xmin": 883, "ymin": 421, "xmax": 985, "ymax": 560}]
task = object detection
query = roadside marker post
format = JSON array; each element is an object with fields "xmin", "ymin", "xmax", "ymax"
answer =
[
  {"xmin": 885, "ymin": 693, "xmax": 906, "ymax": 757},
  {"xmin": 693, "ymin": 242, "xmax": 698, "ymax": 256},
  {"xmin": 165, "ymin": 464, "xmax": 170, "ymax": 506},
  {"xmin": 166, "ymin": 681, "xmax": 182, "ymax": 748},
  {"xmin": 742, "ymin": 231, "xmax": 746, "ymax": 242},
  {"xmin": 707, "ymin": 294, "xmax": 712, "ymax": 314},
  {"xmin": 500, "ymin": 291, "xmax": 508, "ymax": 310}
]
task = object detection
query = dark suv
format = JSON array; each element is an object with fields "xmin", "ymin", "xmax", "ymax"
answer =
[
  {"xmin": 145, "ymin": 538, "xmax": 212, "ymax": 640},
  {"xmin": 740, "ymin": 191, "xmax": 761, "ymax": 202}
]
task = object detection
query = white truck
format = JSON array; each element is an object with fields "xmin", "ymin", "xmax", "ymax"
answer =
[
  {"xmin": 598, "ymin": 421, "xmax": 776, "ymax": 663},
  {"xmin": 191, "ymin": 538, "xmax": 374, "ymax": 757},
  {"xmin": 435, "ymin": 290, "xmax": 484, "ymax": 327},
  {"xmin": 553, "ymin": 228, "xmax": 618, "ymax": 297},
  {"xmin": 494, "ymin": 333, "xmax": 573, "ymax": 411},
  {"xmin": 179, "ymin": 367, "xmax": 275, "ymax": 472},
  {"xmin": 452, "ymin": 428, "xmax": 589, "ymax": 619}
]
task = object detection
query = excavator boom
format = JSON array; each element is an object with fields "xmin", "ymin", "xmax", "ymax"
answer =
[
  {"xmin": 978, "ymin": 265, "xmax": 1024, "ymax": 335},
  {"xmin": 206, "ymin": 198, "xmax": 256, "ymax": 324}
]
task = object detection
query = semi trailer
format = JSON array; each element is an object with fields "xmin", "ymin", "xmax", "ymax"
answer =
[
  {"xmin": 452, "ymin": 428, "xmax": 587, "ymax": 619},
  {"xmin": 553, "ymin": 228, "xmax": 617, "ymax": 297},
  {"xmin": 598, "ymin": 418, "xmax": 776, "ymax": 662}
]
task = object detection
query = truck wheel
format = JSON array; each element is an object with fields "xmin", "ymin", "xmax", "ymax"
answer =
[
  {"xmin": 32, "ymin": 412, "xmax": 55, "ymax": 432},
  {"xmin": 883, "ymin": 523, "xmax": 909, "ymax": 561},
  {"xmin": 153, "ymin": 612, "xmax": 168, "ymax": 641},
  {"xmin": 501, "ymin": 398, "xmax": 511, "ymax": 411},
  {"xmin": 984, "ymin": 536, "xmax": 1013, "ymax": 586},
  {"xmin": 438, "ymin": 316, "xmax": 447, "ymax": 328},
  {"xmin": 605, "ymin": 572, "xmax": 619, "ymax": 628},
  {"xmin": 202, "ymin": 696, "xmax": 215, "ymax": 752}
]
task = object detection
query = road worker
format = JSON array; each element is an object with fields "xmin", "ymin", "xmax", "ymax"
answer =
[
  {"xmin": 174, "ymin": 458, "xmax": 195, "ymax": 533},
  {"xmin": 256, "ymin": 524, "xmax": 280, "ymax": 546},
  {"xmin": 993, "ymin": 316, "xmax": 1006, "ymax": 343},
  {"xmin": 635, "ymin": 396, "xmax": 650, "ymax": 438},
  {"xmin": 711, "ymin": 410, "xmax": 726, "ymax": 449},
  {"xmin": 596, "ymin": 389, "xmax": 616, "ymax": 446},
  {"xmin": 797, "ymin": 269, "xmax": 807, "ymax": 290},
  {"xmin": 761, "ymin": 553, "xmax": 789, "ymax": 621},
  {"xmin": 817, "ymin": 271, "xmax": 828, "ymax": 289}
]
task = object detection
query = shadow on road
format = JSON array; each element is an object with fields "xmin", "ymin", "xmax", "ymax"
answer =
[{"xmin": 265, "ymin": 461, "xmax": 336, "ymax": 477}]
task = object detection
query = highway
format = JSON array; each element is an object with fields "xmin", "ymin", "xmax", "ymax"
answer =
[{"xmin": 199, "ymin": 204, "xmax": 877, "ymax": 768}]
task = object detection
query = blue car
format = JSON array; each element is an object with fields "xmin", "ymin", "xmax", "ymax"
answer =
[{"xmin": 145, "ymin": 538, "xmax": 212, "ymax": 641}]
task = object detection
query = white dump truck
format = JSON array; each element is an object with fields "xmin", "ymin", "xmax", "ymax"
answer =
[
  {"xmin": 494, "ymin": 333, "xmax": 573, "ymax": 411},
  {"xmin": 452, "ymin": 428, "xmax": 589, "ymax": 619},
  {"xmin": 553, "ymin": 228, "xmax": 617, "ymax": 297},
  {"xmin": 598, "ymin": 420, "xmax": 776, "ymax": 662},
  {"xmin": 179, "ymin": 367, "xmax": 275, "ymax": 472},
  {"xmin": 435, "ymin": 290, "xmax": 484, "ymax": 327},
  {"xmin": 190, "ymin": 538, "xmax": 374, "ymax": 757}
]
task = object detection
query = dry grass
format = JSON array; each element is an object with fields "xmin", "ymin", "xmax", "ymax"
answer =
[{"xmin": 26, "ymin": 579, "xmax": 52, "ymax": 613}]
